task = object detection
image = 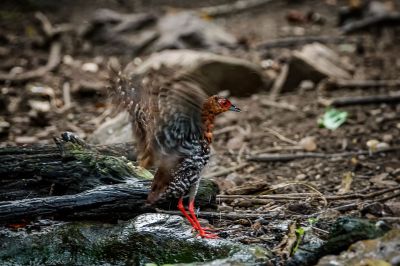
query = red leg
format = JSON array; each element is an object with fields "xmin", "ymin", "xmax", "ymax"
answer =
[
  {"xmin": 188, "ymin": 200, "xmax": 218, "ymax": 239},
  {"xmin": 177, "ymin": 197, "xmax": 199, "ymax": 230}
]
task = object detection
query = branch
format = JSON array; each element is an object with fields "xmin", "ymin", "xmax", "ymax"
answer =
[
  {"xmin": 256, "ymin": 36, "xmax": 350, "ymax": 50},
  {"xmin": 247, "ymin": 147, "xmax": 400, "ymax": 162},
  {"xmin": 320, "ymin": 92, "xmax": 400, "ymax": 107},
  {"xmin": 198, "ymin": 0, "xmax": 273, "ymax": 17},
  {"xmin": 0, "ymin": 42, "xmax": 61, "ymax": 82},
  {"xmin": 342, "ymin": 13, "xmax": 400, "ymax": 34},
  {"xmin": 325, "ymin": 79, "xmax": 400, "ymax": 90}
]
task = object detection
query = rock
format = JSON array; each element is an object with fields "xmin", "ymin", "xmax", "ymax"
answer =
[
  {"xmin": 295, "ymin": 173, "xmax": 307, "ymax": 180},
  {"xmin": 90, "ymin": 112, "xmax": 133, "ymax": 144},
  {"xmin": 28, "ymin": 99, "xmax": 51, "ymax": 113},
  {"xmin": 129, "ymin": 49, "xmax": 269, "ymax": 97},
  {"xmin": 81, "ymin": 62, "xmax": 99, "ymax": 73},
  {"xmin": 276, "ymin": 43, "xmax": 354, "ymax": 91},
  {"xmin": 299, "ymin": 136, "xmax": 317, "ymax": 151},
  {"xmin": 316, "ymin": 230, "xmax": 400, "ymax": 266},
  {"xmin": 26, "ymin": 83, "xmax": 56, "ymax": 100},
  {"xmin": 0, "ymin": 214, "xmax": 272, "ymax": 265},
  {"xmin": 287, "ymin": 217, "xmax": 389, "ymax": 266},
  {"xmin": 367, "ymin": 139, "xmax": 390, "ymax": 153},
  {"xmin": 361, "ymin": 202, "xmax": 393, "ymax": 217},
  {"xmin": 153, "ymin": 11, "xmax": 236, "ymax": 51},
  {"xmin": 382, "ymin": 134, "xmax": 393, "ymax": 143},
  {"xmin": 299, "ymin": 80, "xmax": 315, "ymax": 91}
]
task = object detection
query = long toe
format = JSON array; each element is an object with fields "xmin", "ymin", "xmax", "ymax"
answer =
[{"xmin": 197, "ymin": 232, "xmax": 219, "ymax": 239}]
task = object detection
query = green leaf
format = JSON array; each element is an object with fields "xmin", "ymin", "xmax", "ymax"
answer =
[
  {"xmin": 295, "ymin": 227, "xmax": 305, "ymax": 236},
  {"xmin": 307, "ymin": 218, "xmax": 318, "ymax": 225},
  {"xmin": 292, "ymin": 227, "xmax": 306, "ymax": 255},
  {"xmin": 318, "ymin": 108, "xmax": 348, "ymax": 130}
]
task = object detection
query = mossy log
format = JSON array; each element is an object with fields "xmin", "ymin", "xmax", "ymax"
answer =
[
  {"xmin": 0, "ymin": 180, "xmax": 219, "ymax": 224},
  {"xmin": 0, "ymin": 140, "xmax": 138, "ymax": 201},
  {"xmin": 0, "ymin": 133, "xmax": 219, "ymax": 224}
]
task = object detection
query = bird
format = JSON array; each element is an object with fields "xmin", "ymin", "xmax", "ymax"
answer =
[{"xmin": 110, "ymin": 67, "xmax": 240, "ymax": 238}]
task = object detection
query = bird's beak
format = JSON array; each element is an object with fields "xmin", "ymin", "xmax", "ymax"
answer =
[{"xmin": 229, "ymin": 104, "xmax": 241, "ymax": 112}]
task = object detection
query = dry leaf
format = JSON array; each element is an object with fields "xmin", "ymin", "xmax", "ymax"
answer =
[{"xmin": 338, "ymin": 171, "xmax": 354, "ymax": 194}]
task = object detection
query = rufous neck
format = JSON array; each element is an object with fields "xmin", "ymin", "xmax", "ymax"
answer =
[{"xmin": 202, "ymin": 108, "xmax": 216, "ymax": 144}]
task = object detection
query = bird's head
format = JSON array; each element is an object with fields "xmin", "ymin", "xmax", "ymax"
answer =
[{"xmin": 205, "ymin": 95, "xmax": 241, "ymax": 115}]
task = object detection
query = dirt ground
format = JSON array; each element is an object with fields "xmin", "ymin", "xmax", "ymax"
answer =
[{"xmin": 1, "ymin": 0, "xmax": 400, "ymax": 264}]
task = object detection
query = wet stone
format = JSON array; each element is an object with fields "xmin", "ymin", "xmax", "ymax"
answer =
[
  {"xmin": 317, "ymin": 229, "xmax": 400, "ymax": 266},
  {"xmin": 0, "ymin": 213, "xmax": 272, "ymax": 266}
]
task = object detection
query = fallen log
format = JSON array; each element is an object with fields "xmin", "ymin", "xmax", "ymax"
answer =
[
  {"xmin": 0, "ymin": 133, "xmax": 219, "ymax": 223},
  {"xmin": 0, "ymin": 137, "xmax": 138, "ymax": 201},
  {"xmin": 0, "ymin": 180, "xmax": 218, "ymax": 224}
]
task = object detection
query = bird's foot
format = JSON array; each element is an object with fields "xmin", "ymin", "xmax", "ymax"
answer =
[
  {"xmin": 191, "ymin": 225, "xmax": 215, "ymax": 231},
  {"xmin": 196, "ymin": 230, "xmax": 219, "ymax": 239},
  {"xmin": 196, "ymin": 226, "xmax": 219, "ymax": 239}
]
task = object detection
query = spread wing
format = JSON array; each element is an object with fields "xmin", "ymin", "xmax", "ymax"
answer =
[
  {"xmin": 139, "ymin": 71, "xmax": 208, "ymax": 204},
  {"xmin": 114, "ymin": 67, "xmax": 208, "ymax": 160},
  {"xmin": 110, "ymin": 67, "xmax": 210, "ymax": 204},
  {"xmin": 153, "ymin": 78, "xmax": 207, "ymax": 157},
  {"xmin": 134, "ymin": 70, "xmax": 207, "ymax": 160}
]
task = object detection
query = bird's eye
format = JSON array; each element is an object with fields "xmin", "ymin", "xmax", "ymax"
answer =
[{"xmin": 218, "ymin": 98, "xmax": 231, "ymax": 107}]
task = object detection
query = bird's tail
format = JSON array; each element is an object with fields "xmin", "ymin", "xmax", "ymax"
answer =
[{"xmin": 107, "ymin": 64, "xmax": 139, "ymax": 113}]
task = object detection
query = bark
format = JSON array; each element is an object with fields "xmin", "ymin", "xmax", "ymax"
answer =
[
  {"xmin": 0, "ymin": 180, "xmax": 218, "ymax": 223},
  {"xmin": 0, "ymin": 139, "xmax": 138, "ymax": 201},
  {"xmin": 0, "ymin": 134, "xmax": 219, "ymax": 223}
]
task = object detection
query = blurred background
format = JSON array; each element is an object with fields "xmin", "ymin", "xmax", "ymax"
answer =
[{"xmin": 1, "ymin": 1, "xmax": 400, "ymax": 264}]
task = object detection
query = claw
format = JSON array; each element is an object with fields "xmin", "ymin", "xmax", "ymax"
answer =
[
  {"xmin": 178, "ymin": 198, "xmax": 219, "ymax": 239},
  {"xmin": 197, "ymin": 231, "xmax": 219, "ymax": 239}
]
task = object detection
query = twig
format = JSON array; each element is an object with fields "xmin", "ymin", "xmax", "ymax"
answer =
[
  {"xmin": 341, "ymin": 186, "xmax": 400, "ymax": 200},
  {"xmin": 263, "ymin": 182, "xmax": 327, "ymax": 207},
  {"xmin": 306, "ymin": 188, "xmax": 400, "ymax": 216},
  {"xmin": 35, "ymin": 12, "xmax": 73, "ymax": 38},
  {"xmin": 342, "ymin": 13, "xmax": 400, "ymax": 34},
  {"xmin": 0, "ymin": 42, "xmax": 62, "ymax": 82},
  {"xmin": 198, "ymin": 0, "xmax": 273, "ymax": 17},
  {"xmin": 257, "ymin": 35, "xmax": 350, "ymax": 49},
  {"xmin": 274, "ymin": 221, "xmax": 297, "ymax": 259},
  {"xmin": 378, "ymin": 217, "xmax": 400, "ymax": 221},
  {"xmin": 247, "ymin": 146, "xmax": 400, "ymax": 162},
  {"xmin": 325, "ymin": 79, "xmax": 400, "ymax": 90},
  {"xmin": 87, "ymin": 108, "xmax": 113, "ymax": 127},
  {"xmin": 203, "ymin": 163, "xmax": 249, "ymax": 178},
  {"xmin": 319, "ymin": 92, "xmax": 400, "ymax": 107},
  {"xmin": 263, "ymin": 127, "xmax": 298, "ymax": 145},
  {"xmin": 251, "ymin": 145, "xmax": 304, "ymax": 155},
  {"xmin": 157, "ymin": 209, "xmax": 278, "ymax": 220},
  {"xmin": 376, "ymin": 191, "xmax": 400, "ymax": 202},
  {"xmin": 260, "ymin": 99, "xmax": 298, "ymax": 111},
  {"xmin": 269, "ymin": 64, "xmax": 288, "ymax": 100},
  {"xmin": 62, "ymin": 81, "xmax": 72, "ymax": 110},
  {"xmin": 218, "ymin": 186, "xmax": 400, "ymax": 201}
]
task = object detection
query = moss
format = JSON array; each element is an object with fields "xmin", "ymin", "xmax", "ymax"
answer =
[
  {"xmin": 0, "ymin": 217, "xmax": 271, "ymax": 266},
  {"xmin": 63, "ymin": 141, "xmax": 153, "ymax": 181}
]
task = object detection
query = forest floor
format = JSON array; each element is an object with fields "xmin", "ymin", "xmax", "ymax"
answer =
[{"xmin": 1, "ymin": 0, "xmax": 400, "ymax": 264}]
